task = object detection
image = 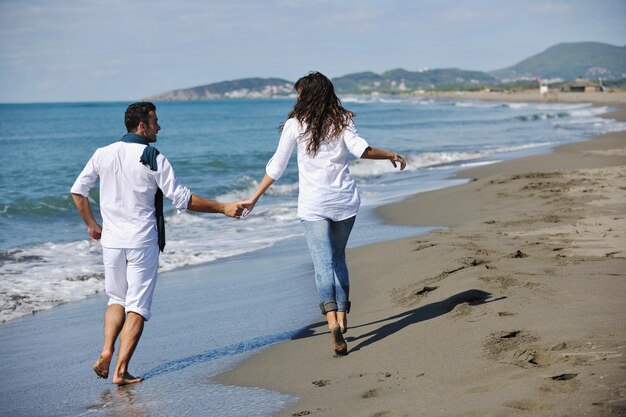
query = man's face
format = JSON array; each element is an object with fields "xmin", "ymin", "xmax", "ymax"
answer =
[{"xmin": 142, "ymin": 111, "xmax": 161, "ymax": 142}]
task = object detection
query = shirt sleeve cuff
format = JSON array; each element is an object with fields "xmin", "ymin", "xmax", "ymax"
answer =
[
  {"xmin": 354, "ymin": 140, "xmax": 370, "ymax": 159},
  {"xmin": 70, "ymin": 183, "xmax": 90, "ymax": 197},
  {"xmin": 265, "ymin": 156, "xmax": 284, "ymax": 181},
  {"xmin": 173, "ymin": 188, "xmax": 192, "ymax": 214}
]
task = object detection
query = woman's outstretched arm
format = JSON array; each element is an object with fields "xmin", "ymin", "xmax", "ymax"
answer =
[
  {"xmin": 360, "ymin": 146, "xmax": 407, "ymax": 170},
  {"xmin": 242, "ymin": 174, "xmax": 276, "ymax": 216}
]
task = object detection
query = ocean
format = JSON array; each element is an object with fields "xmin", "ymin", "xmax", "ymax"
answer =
[
  {"xmin": 1, "ymin": 96, "xmax": 625, "ymax": 416},
  {"xmin": 0, "ymin": 97, "xmax": 624, "ymax": 323}
]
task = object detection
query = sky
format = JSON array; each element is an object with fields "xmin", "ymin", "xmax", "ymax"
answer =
[{"xmin": 1, "ymin": 0, "xmax": 624, "ymax": 103}]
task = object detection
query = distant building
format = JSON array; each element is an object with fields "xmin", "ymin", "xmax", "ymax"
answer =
[{"xmin": 560, "ymin": 77, "xmax": 603, "ymax": 93}]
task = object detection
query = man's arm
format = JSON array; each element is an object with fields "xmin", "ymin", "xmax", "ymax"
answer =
[
  {"xmin": 187, "ymin": 194, "xmax": 244, "ymax": 218},
  {"xmin": 71, "ymin": 193, "xmax": 102, "ymax": 240}
]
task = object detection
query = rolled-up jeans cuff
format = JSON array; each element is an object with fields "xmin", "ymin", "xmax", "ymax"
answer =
[
  {"xmin": 338, "ymin": 301, "xmax": 351, "ymax": 314},
  {"xmin": 319, "ymin": 301, "xmax": 351, "ymax": 315},
  {"xmin": 319, "ymin": 301, "xmax": 337, "ymax": 315}
]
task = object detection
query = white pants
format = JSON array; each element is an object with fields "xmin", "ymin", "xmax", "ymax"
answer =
[{"xmin": 102, "ymin": 245, "xmax": 159, "ymax": 321}]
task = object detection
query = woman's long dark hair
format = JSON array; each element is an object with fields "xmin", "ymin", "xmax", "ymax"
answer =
[{"xmin": 285, "ymin": 71, "xmax": 355, "ymax": 156}]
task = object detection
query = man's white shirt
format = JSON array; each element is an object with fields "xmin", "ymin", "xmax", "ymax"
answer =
[{"xmin": 71, "ymin": 141, "xmax": 191, "ymax": 248}]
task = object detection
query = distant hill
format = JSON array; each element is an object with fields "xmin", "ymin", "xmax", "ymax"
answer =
[
  {"xmin": 332, "ymin": 68, "xmax": 496, "ymax": 92},
  {"xmin": 147, "ymin": 78, "xmax": 293, "ymax": 100},
  {"xmin": 148, "ymin": 68, "xmax": 497, "ymax": 101},
  {"xmin": 490, "ymin": 42, "xmax": 626, "ymax": 81},
  {"xmin": 146, "ymin": 42, "xmax": 626, "ymax": 100}
]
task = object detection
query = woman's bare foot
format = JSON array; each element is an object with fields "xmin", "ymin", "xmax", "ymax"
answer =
[
  {"xmin": 337, "ymin": 312, "xmax": 348, "ymax": 334},
  {"xmin": 113, "ymin": 372, "xmax": 143, "ymax": 386},
  {"xmin": 93, "ymin": 354, "xmax": 111, "ymax": 379},
  {"xmin": 339, "ymin": 318, "xmax": 348, "ymax": 334},
  {"xmin": 330, "ymin": 324, "xmax": 348, "ymax": 356}
]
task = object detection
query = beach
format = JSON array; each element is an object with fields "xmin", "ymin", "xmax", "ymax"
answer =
[
  {"xmin": 0, "ymin": 95, "xmax": 624, "ymax": 417},
  {"xmin": 217, "ymin": 98, "xmax": 626, "ymax": 416}
]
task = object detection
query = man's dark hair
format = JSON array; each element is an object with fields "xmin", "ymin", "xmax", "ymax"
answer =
[{"xmin": 125, "ymin": 102, "xmax": 156, "ymax": 132}]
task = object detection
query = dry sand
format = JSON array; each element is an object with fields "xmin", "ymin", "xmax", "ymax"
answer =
[{"xmin": 217, "ymin": 96, "xmax": 626, "ymax": 417}]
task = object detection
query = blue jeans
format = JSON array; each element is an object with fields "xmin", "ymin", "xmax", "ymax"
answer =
[{"xmin": 302, "ymin": 216, "xmax": 356, "ymax": 315}]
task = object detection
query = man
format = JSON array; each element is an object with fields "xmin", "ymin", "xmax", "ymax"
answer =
[{"xmin": 71, "ymin": 102, "xmax": 243, "ymax": 385}]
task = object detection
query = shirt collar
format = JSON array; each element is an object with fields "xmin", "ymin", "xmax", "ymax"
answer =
[{"xmin": 120, "ymin": 133, "xmax": 150, "ymax": 145}]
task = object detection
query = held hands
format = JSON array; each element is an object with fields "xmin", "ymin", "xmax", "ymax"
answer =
[
  {"xmin": 222, "ymin": 202, "xmax": 246, "ymax": 219},
  {"xmin": 240, "ymin": 198, "xmax": 257, "ymax": 217},
  {"xmin": 220, "ymin": 173, "xmax": 273, "ymax": 219},
  {"xmin": 222, "ymin": 199, "xmax": 256, "ymax": 219}
]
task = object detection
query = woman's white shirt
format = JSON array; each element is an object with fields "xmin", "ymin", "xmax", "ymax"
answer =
[{"xmin": 265, "ymin": 118, "xmax": 369, "ymax": 221}]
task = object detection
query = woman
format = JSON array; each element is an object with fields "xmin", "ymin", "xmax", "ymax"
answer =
[{"xmin": 242, "ymin": 72, "xmax": 406, "ymax": 356}]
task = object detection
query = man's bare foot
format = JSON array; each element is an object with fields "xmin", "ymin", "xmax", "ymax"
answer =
[
  {"xmin": 330, "ymin": 324, "xmax": 348, "ymax": 356},
  {"xmin": 113, "ymin": 372, "xmax": 143, "ymax": 386},
  {"xmin": 93, "ymin": 355, "xmax": 111, "ymax": 379}
]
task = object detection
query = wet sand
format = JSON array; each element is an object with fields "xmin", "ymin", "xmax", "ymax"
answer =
[{"xmin": 217, "ymin": 98, "xmax": 626, "ymax": 416}]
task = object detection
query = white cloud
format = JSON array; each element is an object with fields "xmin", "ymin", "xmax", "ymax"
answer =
[
  {"xmin": 1, "ymin": 0, "xmax": 624, "ymax": 102},
  {"xmin": 442, "ymin": 7, "xmax": 489, "ymax": 23},
  {"xmin": 531, "ymin": 3, "xmax": 572, "ymax": 14}
]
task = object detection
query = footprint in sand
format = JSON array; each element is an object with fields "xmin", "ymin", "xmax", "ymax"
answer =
[
  {"xmin": 516, "ymin": 349, "xmax": 560, "ymax": 367},
  {"xmin": 550, "ymin": 373, "xmax": 578, "ymax": 381},
  {"xmin": 540, "ymin": 373, "xmax": 580, "ymax": 394},
  {"xmin": 376, "ymin": 371, "xmax": 393, "ymax": 381},
  {"xmin": 505, "ymin": 400, "xmax": 553, "ymax": 412},
  {"xmin": 311, "ymin": 380, "xmax": 330, "ymax": 387},
  {"xmin": 592, "ymin": 401, "xmax": 626, "ymax": 415},
  {"xmin": 485, "ymin": 330, "xmax": 575, "ymax": 369},
  {"xmin": 466, "ymin": 258, "xmax": 488, "ymax": 267},
  {"xmin": 498, "ymin": 311, "xmax": 517, "ymax": 317},
  {"xmin": 415, "ymin": 286, "xmax": 438, "ymax": 295},
  {"xmin": 501, "ymin": 330, "xmax": 521, "ymax": 338},
  {"xmin": 362, "ymin": 388, "xmax": 380, "ymax": 399},
  {"xmin": 391, "ymin": 283, "xmax": 439, "ymax": 307},
  {"xmin": 414, "ymin": 240, "xmax": 437, "ymax": 251},
  {"xmin": 451, "ymin": 302, "xmax": 473, "ymax": 318},
  {"xmin": 480, "ymin": 275, "xmax": 518, "ymax": 290},
  {"xmin": 483, "ymin": 330, "xmax": 539, "ymax": 359}
]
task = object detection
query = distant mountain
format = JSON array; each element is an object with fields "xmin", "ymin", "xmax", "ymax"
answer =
[
  {"xmin": 490, "ymin": 42, "xmax": 626, "ymax": 82},
  {"xmin": 332, "ymin": 68, "xmax": 496, "ymax": 92},
  {"xmin": 146, "ymin": 42, "xmax": 626, "ymax": 100},
  {"xmin": 147, "ymin": 69, "xmax": 497, "ymax": 101},
  {"xmin": 146, "ymin": 78, "xmax": 293, "ymax": 100}
]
